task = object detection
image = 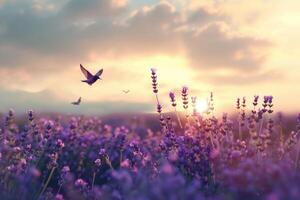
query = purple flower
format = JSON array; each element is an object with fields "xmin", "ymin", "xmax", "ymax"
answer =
[
  {"xmin": 75, "ymin": 179, "xmax": 87, "ymax": 187},
  {"xmin": 99, "ymin": 148, "xmax": 107, "ymax": 157},
  {"xmin": 61, "ymin": 166, "xmax": 70, "ymax": 174},
  {"xmin": 182, "ymin": 86, "xmax": 188, "ymax": 94},
  {"xmin": 150, "ymin": 68, "xmax": 157, "ymax": 74},
  {"xmin": 94, "ymin": 158, "xmax": 102, "ymax": 167},
  {"xmin": 56, "ymin": 139, "xmax": 65, "ymax": 148},
  {"xmin": 45, "ymin": 120, "xmax": 54, "ymax": 130},
  {"xmin": 8, "ymin": 108, "xmax": 15, "ymax": 117},
  {"xmin": 242, "ymin": 97, "xmax": 246, "ymax": 108},
  {"xmin": 150, "ymin": 68, "xmax": 158, "ymax": 93},
  {"xmin": 28, "ymin": 110, "xmax": 34, "ymax": 121},
  {"xmin": 182, "ymin": 86, "xmax": 189, "ymax": 109},
  {"xmin": 253, "ymin": 95, "xmax": 259, "ymax": 106},
  {"xmin": 29, "ymin": 167, "xmax": 41, "ymax": 177},
  {"xmin": 55, "ymin": 194, "xmax": 64, "ymax": 200},
  {"xmin": 157, "ymin": 104, "xmax": 162, "ymax": 114},
  {"xmin": 268, "ymin": 95, "xmax": 273, "ymax": 103},
  {"xmin": 169, "ymin": 92, "xmax": 177, "ymax": 107},
  {"xmin": 236, "ymin": 98, "xmax": 241, "ymax": 109}
]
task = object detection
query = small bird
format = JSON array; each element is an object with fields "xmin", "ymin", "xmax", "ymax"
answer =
[
  {"xmin": 123, "ymin": 89, "xmax": 130, "ymax": 94},
  {"xmin": 80, "ymin": 64, "xmax": 103, "ymax": 85},
  {"xmin": 71, "ymin": 97, "xmax": 81, "ymax": 105}
]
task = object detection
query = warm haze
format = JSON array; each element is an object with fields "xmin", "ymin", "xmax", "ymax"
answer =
[{"xmin": 0, "ymin": 0, "xmax": 299, "ymax": 114}]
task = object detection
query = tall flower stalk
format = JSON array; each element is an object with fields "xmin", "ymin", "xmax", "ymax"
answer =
[
  {"xmin": 209, "ymin": 92, "xmax": 215, "ymax": 116},
  {"xmin": 150, "ymin": 68, "xmax": 166, "ymax": 131},
  {"xmin": 181, "ymin": 86, "xmax": 189, "ymax": 127},
  {"xmin": 169, "ymin": 91, "xmax": 182, "ymax": 129}
]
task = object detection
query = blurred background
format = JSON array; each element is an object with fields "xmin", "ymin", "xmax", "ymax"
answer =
[{"xmin": 0, "ymin": 0, "xmax": 299, "ymax": 115}]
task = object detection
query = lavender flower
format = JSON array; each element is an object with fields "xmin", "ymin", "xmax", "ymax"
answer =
[
  {"xmin": 0, "ymin": 92, "xmax": 300, "ymax": 200},
  {"xmin": 181, "ymin": 86, "xmax": 189, "ymax": 110},
  {"xmin": 169, "ymin": 91, "xmax": 183, "ymax": 128},
  {"xmin": 75, "ymin": 178, "xmax": 88, "ymax": 187},
  {"xmin": 169, "ymin": 92, "xmax": 177, "ymax": 107},
  {"xmin": 253, "ymin": 95, "xmax": 259, "ymax": 107},
  {"xmin": 236, "ymin": 98, "xmax": 241, "ymax": 110},
  {"xmin": 157, "ymin": 103, "xmax": 162, "ymax": 114},
  {"xmin": 150, "ymin": 68, "xmax": 158, "ymax": 94},
  {"xmin": 28, "ymin": 109, "xmax": 34, "ymax": 121},
  {"xmin": 94, "ymin": 158, "xmax": 102, "ymax": 167}
]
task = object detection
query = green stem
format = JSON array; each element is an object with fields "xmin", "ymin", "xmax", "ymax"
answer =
[
  {"xmin": 174, "ymin": 108, "xmax": 182, "ymax": 129},
  {"xmin": 105, "ymin": 157, "xmax": 114, "ymax": 170},
  {"xmin": 238, "ymin": 123, "xmax": 241, "ymax": 140},
  {"xmin": 37, "ymin": 167, "xmax": 56, "ymax": 200},
  {"xmin": 259, "ymin": 118, "xmax": 264, "ymax": 136},
  {"xmin": 56, "ymin": 184, "xmax": 62, "ymax": 196},
  {"xmin": 92, "ymin": 172, "xmax": 96, "ymax": 190},
  {"xmin": 295, "ymin": 140, "xmax": 300, "ymax": 169}
]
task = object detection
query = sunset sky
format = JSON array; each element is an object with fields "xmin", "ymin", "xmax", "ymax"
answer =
[{"xmin": 0, "ymin": 0, "xmax": 299, "ymax": 115}]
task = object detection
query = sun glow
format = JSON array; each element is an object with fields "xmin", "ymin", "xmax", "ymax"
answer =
[{"xmin": 196, "ymin": 99, "xmax": 208, "ymax": 114}]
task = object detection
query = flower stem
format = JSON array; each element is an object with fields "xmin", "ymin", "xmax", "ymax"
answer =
[
  {"xmin": 105, "ymin": 157, "xmax": 114, "ymax": 170},
  {"xmin": 37, "ymin": 167, "xmax": 56, "ymax": 200},
  {"xmin": 174, "ymin": 107, "xmax": 182, "ymax": 129},
  {"xmin": 92, "ymin": 172, "xmax": 96, "ymax": 190},
  {"xmin": 295, "ymin": 140, "xmax": 300, "ymax": 169}
]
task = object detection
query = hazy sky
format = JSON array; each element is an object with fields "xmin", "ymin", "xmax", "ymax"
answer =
[{"xmin": 0, "ymin": 0, "xmax": 299, "ymax": 115}]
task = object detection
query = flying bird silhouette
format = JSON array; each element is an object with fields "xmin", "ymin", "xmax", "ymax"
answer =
[
  {"xmin": 80, "ymin": 64, "xmax": 103, "ymax": 85},
  {"xmin": 123, "ymin": 90, "xmax": 130, "ymax": 94},
  {"xmin": 71, "ymin": 97, "xmax": 81, "ymax": 105}
]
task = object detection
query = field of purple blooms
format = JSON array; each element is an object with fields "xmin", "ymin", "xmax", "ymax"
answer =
[{"xmin": 0, "ymin": 69, "xmax": 300, "ymax": 200}]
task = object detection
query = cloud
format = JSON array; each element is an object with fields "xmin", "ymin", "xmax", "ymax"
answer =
[
  {"xmin": 184, "ymin": 23, "xmax": 272, "ymax": 72},
  {"xmin": 0, "ymin": 0, "xmax": 129, "ymax": 70},
  {"xmin": 61, "ymin": 0, "xmax": 127, "ymax": 20},
  {"xmin": 187, "ymin": 7, "xmax": 228, "ymax": 26},
  {"xmin": 0, "ymin": 0, "xmax": 280, "ymax": 113},
  {"xmin": 0, "ymin": 0, "xmax": 272, "ymax": 73},
  {"xmin": 199, "ymin": 70, "xmax": 282, "ymax": 85}
]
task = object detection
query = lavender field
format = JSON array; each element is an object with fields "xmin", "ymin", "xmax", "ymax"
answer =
[
  {"xmin": 0, "ymin": 68, "xmax": 298, "ymax": 200},
  {"xmin": 1, "ymin": 1, "xmax": 299, "ymax": 200}
]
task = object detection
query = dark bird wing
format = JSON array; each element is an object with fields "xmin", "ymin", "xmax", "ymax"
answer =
[
  {"xmin": 123, "ymin": 90, "xmax": 130, "ymax": 93},
  {"xmin": 71, "ymin": 97, "xmax": 81, "ymax": 105},
  {"xmin": 95, "ymin": 69, "xmax": 103, "ymax": 77},
  {"xmin": 80, "ymin": 64, "xmax": 93, "ymax": 79}
]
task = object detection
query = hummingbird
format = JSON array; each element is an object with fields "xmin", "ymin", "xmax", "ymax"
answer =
[
  {"xmin": 123, "ymin": 89, "xmax": 130, "ymax": 94},
  {"xmin": 71, "ymin": 97, "xmax": 81, "ymax": 105},
  {"xmin": 80, "ymin": 64, "xmax": 103, "ymax": 85}
]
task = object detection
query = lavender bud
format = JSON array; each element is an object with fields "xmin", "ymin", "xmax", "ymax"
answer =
[
  {"xmin": 150, "ymin": 68, "xmax": 158, "ymax": 93},
  {"xmin": 236, "ymin": 98, "xmax": 241, "ymax": 110},
  {"xmin": 169, "ymin": 92, "xmax": 177, "ymax": 107},
  {"xmin": 28, "ymin": 110, "xmax": 34, "ymax": 121},
  {"xmin": 157, "ymin": 104, "xmax": 162, "ymax": 114},
  {"xmin": 242, "ymin": 97, "xmax": 246, "ymax": 108},
  {"xmin": 75, "ymin": 179, "xmax": 87, "ymax": 187},
  {"xmin": 56, "ymin": 139, "xmax": 65, "ymax": 148},
  {"xmin": 8, "ymin": 109, "xmax": 15, "ymax": 117},
  {"xmin": 61, "ymin": 166, "xmax": 70, "ymax": 174},
  {"xmin": 55, "ymin": 194, "xmax": 65, "ymax": 200},
  {"xmin": 99, "ymin": 148, "xmax": 107, "ymax": 157},
  {"xmin": 253, "ymin": 95, "xmax": 259, "ymax": 106},
  {"xmin": 181, "ymin": 86, "xmax": 189, "ymax": 109}
]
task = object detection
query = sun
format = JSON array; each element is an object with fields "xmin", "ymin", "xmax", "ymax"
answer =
[{"xmin": 196, "ymin": 99, "xmax": 208, "ymax": 114}]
